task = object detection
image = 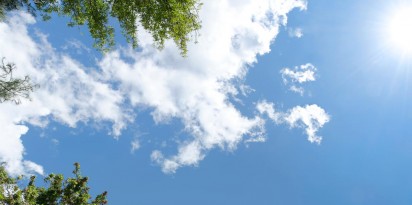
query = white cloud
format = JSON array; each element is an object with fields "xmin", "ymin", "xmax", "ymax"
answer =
[
  {"xmin": 61, "ymin": 39, "xmax": 91, "ymax": 55},
  {"xmin": 284, "ymin": 104, "xmax": 330, "ymax": 144},
  {"xmin": 289, "ymin": 85, "xmax": 305, "ymax": 95},
  {"xmin": 256, "ymin": 100, "xmax": 281, "ymax": 123},
  {"xmin": 257, "ymin": 101, "xmax": 330, "ymax": 144},
  {"xmin": 281, "ymin": 63, "xmax": 317, "ymax": 95},
  {"xmin": 288, "ymin": 27, "xmax": 303, "ymax": 38},
  {"xmin": 0, "ymin": 12, "xmax": 132, "ymax": 175},
  {"xmin": 130, "ymin": 138, "xmax": 141, "ymax": 154},
  {"xmin": 98, "ymin": 0, "xmax": 307, "ymax": 173},
  {"xmin": 0, "ymin": 0, "xmax": 322, "ymax": 175}
]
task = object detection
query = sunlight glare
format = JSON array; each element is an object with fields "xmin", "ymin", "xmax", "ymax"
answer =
[{"xmin": 387, "ymin": 7, "xmax": 412, "ymax": 55}]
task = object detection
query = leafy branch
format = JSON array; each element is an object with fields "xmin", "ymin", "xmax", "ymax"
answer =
[
  {"xmin": 0, "ymin": 58, "xmax": 38, "ymax": 104},
  {"xmin": 0, "ymin": 162, "xmax": 108, "ymax": 205}
]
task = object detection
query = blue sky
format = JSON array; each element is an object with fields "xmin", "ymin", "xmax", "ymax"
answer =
[{"xmin": 1, "ymin": 0, "xmax": 412, "ymax": 204}]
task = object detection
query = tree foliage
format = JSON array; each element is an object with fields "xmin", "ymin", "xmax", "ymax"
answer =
[
  {"xmin": 0, "ymin": 1, "xmax": 202, "ymax": 103},
  {"xmin": 0, "ymin": 163, "xmax": 107, "ymax": 205},
  {"xmin": 1, "ymin": 0, "xmax": 202, "ymax": 55},
  {"xmin": 0, "ymin": 58, "xmax": 37, "ymax": 104}
]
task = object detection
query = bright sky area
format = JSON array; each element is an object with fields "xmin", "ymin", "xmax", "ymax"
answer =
[{"xmin": 1, "ymin": 0, "xmax": 412, "ymax": 204}]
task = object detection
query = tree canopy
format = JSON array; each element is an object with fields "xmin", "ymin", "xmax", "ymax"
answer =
[
  {"xmin": 0, "ymin": 0, "xmax": 202, "ymax": 55},
  {"xmin": 0, "ymin": 0, "xmax": 202, "ymax": 103},
  {"xmin": 0, "ymin": 58, "xmax": 37, "ymax": 104},
  {"xmin": 0, "ymin": 163, "xmax": 108, "ymax": 205}
]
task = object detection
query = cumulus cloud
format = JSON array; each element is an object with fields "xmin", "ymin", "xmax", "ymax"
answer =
[
  {"xmin": 281, "ymin": 63, "xmax": 317, "ymax": 95},
  {"xmin": 284, "ymin": 104, "xmax": 330, "ymax": 144},
  {"xmin": 98, "ymin": 0, "xmax": 307, "ymax": 173},
  {"xmin": 0, "ymin": 0, "xmax": 324, "ymax": 175},
  {"xmin": 0, "ymin": 12, "xmax": 132, "ymax": 175},
  {"xmin": 257, "ymin": 101, "xmax": 329, "ymax": 144}
]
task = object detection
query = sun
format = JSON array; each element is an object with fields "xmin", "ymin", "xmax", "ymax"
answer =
[{"xmin": 386, "ymin": 7, "xmax": 412, "ymax": 55}]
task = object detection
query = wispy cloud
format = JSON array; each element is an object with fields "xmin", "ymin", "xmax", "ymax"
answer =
[
  {"xmin": 98, "ymin": 0, "xmax": 307, "ymax": 173},
  {"xmin": 61, "ymin": 39, "xmax": 91, "ymax": 55},
  {"xmin": 130, "ymin": 138, "xmax": 141, "ymax": 154},
  {"xmin": 0, "ymin": 12, "xmax": 132, "ymax": 175},
  {"xmin": 256, "ymin": 101, "xmax": 282, "ymax": 123},
  {"xmin": 0, "ymin": 0, "xmax": 319, "ymax": 175},
  {"xmin": 281, "ymin": 63, "xmax": 317, "ymax": 95},
  {"xmin": 288, "ymin": 27, "xmax": 303, "ymax": 38}
]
